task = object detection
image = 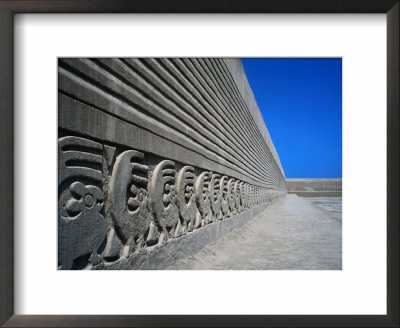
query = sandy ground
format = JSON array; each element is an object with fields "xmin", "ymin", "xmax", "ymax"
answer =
[
  {"xmin": 302, "ymin": 197, "xmax": 342, "ymax": 222},
  {"xmin": 168, "ymin": 194, "xmax": 342, "ymax": 270}
]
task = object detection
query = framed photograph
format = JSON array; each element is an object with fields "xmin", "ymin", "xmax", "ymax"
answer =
[{"xmin": 1, "ymin": 1, "xmax": 398, "ymax": 327}]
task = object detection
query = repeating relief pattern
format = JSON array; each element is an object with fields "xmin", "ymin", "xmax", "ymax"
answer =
[{"xmin": 58, "ymin": 136, "xmax": 286, "ymax": 270}]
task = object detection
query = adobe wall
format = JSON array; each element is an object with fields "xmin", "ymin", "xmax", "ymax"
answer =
[{"xmin": 58, "ymin": 58, "xmax": 286, "ymax": 270}]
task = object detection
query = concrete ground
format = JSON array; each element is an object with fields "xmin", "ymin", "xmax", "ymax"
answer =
[
  {"xmin": 302, "ymin": 197, "xmax": 342, "ymax": 222},
  {"xmin": 168, "ymin": 194, "xmax": 342, "ymax": 270}
]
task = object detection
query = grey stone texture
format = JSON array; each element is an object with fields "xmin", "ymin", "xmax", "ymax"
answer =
[
  {"xmin": 58, "ymin": 58, "xmax": 286, "ymax": 270},
  {"xmin": 286, "ymin": 178, "xmax": 342, "ymax": 197}
]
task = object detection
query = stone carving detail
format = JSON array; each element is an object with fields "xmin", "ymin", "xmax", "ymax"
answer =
[
  {"xmin": 227, "ymin": 178, "xmax": 237, "ymax": 216},
  {"xmin": 250, "ymin": 185, "xmax": 255, "ymax": 208},
  {"xmin": 58, "ymin": 136, "xmax": 287, "ymax": 269},
  {"xmin": 220, "ymin": 176, "xmax": 229, "ymax": 219},
  {"xmin": 150, "ymin": 160, "xmax": 179, "ymax": 241},
  {"xmin": 58, "ymin": 136, "xmax": 107, "ymax": 270},
  {"xmin": 108, "ymin": 150, "xmax": 150, "ymax": 254},
  {"xmin": 209, "ymin": 173, "xmax": 221, "ymax": 222},
  {"xmin": 241, "ymin": 183, "xmax": 249, "ymax": 210},
  {"xmin": 58, "ymin": 136, "xmax": 103, "ymax": 184},
  {"xmin": 234, "ymin": 180, "xmax": 242, "ymax": 213},
  {"xmin": 194, "ymin": 171, "xmax": 211, "ymax": 227},
  {"xmin": 176, "ymin": 166, "xmax": 197, "ymax": 233}
]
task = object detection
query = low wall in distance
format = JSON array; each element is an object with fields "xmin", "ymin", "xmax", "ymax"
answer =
[{"xmin": 286, "ymin": 179, "xmax": 342, "ymax": 197}]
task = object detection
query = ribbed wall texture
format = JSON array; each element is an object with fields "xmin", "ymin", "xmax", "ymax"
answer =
[{"xmin": 58, "ymin": 58, "xmax": 286, "ymax": 270}]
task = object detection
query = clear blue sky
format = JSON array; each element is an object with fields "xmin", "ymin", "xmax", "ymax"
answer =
[{"xmin": 241, "ymin": 58, "xmax": 342, "ymax": 178}]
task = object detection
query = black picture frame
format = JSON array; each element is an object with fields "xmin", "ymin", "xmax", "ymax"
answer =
[{"xmin": 0, "ymin": 1, "xmax": 398, "ymax": 327}]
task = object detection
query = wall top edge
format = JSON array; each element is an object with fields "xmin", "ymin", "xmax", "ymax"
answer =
[
  {"xmin": 286, "ymin": 178, "xmax": 343, "ymax": 181},
  {"xmin": 222, "ymin": 58, "xmax": 285, "ymax": 178}
]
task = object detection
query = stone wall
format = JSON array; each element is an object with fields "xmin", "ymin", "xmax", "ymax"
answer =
[
  {"xmin": 58, "ymin": 58, "xmax": 286, "ymax": 270},
  {"xmin": 286, "ymin": 179, "xmax": 342, "ymax": 197}
]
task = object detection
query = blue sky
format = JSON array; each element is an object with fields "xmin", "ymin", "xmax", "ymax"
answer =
[{"xmin": 241, "ymin": 58, "xmax": 342, "ymax": 178}]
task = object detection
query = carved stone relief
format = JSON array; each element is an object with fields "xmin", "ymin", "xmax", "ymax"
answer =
[
  {"xmin": 194, "ymin": 171, "xmax": 211, "ymax": 227},
  {"xmin": 58, "ymin": 135, "xmax": 286, "ymax": 269},
  {"xmin": 234, "ymin": 180, "xmax": 242, "ymax": 213},
  {"xmin": 227, "ymin": 178, "xmax": 237, "ymax": 216},
  {"xmin": 176, "ymin": 166, "xmax": 197, "ymax": 234},
  {"xmin": 108, "ymin": 150, "xmax": 150, "ymax": 255},
  {"xmin": 209, "ymin": 173, "xmax": 222, "ymax": 222},
  {"xmin": 58, "ymin": 136, "xmax": 107, "ymax": 270},
  {"xmin": 220, "ymin": 175, "xmax": 230, "ymax": 219},
  {"xmin": 150, "ymin": 160, "xmax": 179, "ymax": 241}
]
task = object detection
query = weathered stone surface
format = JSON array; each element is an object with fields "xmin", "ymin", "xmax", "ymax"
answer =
[
  {"xmin": 235, "ymin": 181, "xmax": 243, "ymax": 212},
  {"xmin": 108, "ymin": 150, "xmax": 150, "ymax": 253},
  {"xmin": 102, "ymin": 225, "xmax": 122, "ymax": 259},
  {"xmin": 228, "ymin": 178, "xmax": 237, "ymax": 216},
  {"xmin": 220, "ymin": 175, "xmax": 229, "ymax": 219},
  {"xmin": 150, "ymin": 160, "xmax": 179, "ymax": 240},
  {"xmin": 176, "ymin": 166, "xmax": 197, "ymax": 233},
  {"xmin": 209, "ymin": 173, "xmax": 222, "ymax": 222},
  {"xmin": 194, "ymin": 171, "xmax": 211, "ymax": 227},
  {"xmin": 58, "ymin": 58, "xmax": 287, "ymax": 270},
  {"xmin": 58, "ymin": 182, "xmax": 106, "ymax": 270},
  {"xmin": 58, "ymin": 136, "xmax": 103, "ymax": 185},
  {"xmin": 58, "ymin": 136, "xmax": 107, "ymax": 270}
]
